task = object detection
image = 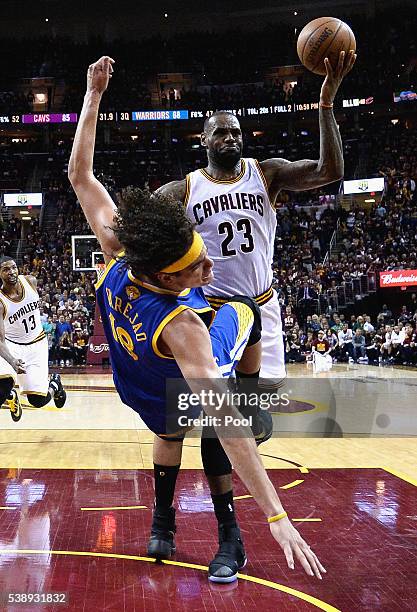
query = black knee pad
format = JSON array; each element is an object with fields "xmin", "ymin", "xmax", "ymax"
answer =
[
  {"xmin": 228, "ymin": 295, "xmax": 262, "ymax": 346},
  {"xmin": 0, "ymin": 377, "xmax": 14, "ymax": 405},
  {"xmin": 26, "ymin": 392, "xmax": 51, "ymax": 408},
  {"xmin": 201, "ymin": 429, "xmax": 232, "ymax": 477}
]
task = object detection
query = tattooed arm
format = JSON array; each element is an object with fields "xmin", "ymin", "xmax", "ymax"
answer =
[{"xmin": 260, "ymin": 50, "xmax": 356, "ymax": 201}]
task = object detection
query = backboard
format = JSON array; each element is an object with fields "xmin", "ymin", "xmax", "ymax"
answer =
[{"xmin": 71, "ymin": 235, "xmax": 103, "ymax": 271}]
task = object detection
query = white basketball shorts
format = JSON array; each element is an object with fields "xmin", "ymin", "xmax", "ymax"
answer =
[
  {"xmin": 259, "ymin": 290, "xmax": 286, "ymax": 382},
  {"xmin": 0, "ymin": 338, "xmax": 49, "ymax": 396}
]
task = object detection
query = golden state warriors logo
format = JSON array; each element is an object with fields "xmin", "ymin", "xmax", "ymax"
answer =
[
  {"xmin": 18, "ymin": 194, "xmax": 28, "ymax": 205},
  {"xmin": 358, "ymin": 180, "xmax": 369, "ymax": 192},
  {"xmin": 126, "ymin": 286, "xmax": 140, "ymax": 300}
]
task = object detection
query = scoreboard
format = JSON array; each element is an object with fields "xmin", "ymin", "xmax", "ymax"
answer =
[{"xmin": 0, "ymin": 96, "xmax": 374, "ymax": 126}]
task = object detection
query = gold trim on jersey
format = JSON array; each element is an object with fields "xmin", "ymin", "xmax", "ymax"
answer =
[
  {"xmin": 152, "ymin": 305, "xmax": 214, "ymax": 359},
  {"xmin": 183, "ymin": 174, "xmax": 191, "ymax": 207},
  {"xmin": 0, "ymin": 296, "xmax": 6, "ymax": 319},
  {"xmin": 0, "ymin": 277, "xmax": 26, "ymax": 304},
  {"xmin": 21, "ymin": 390, "xmax": 48, "ymax": 397},
  {"xmin": 254, "ymin": 159, "xmax": 269, "ymax": 191},
  {"xmin": 207, "ymin": 286, "xmax": 274, "ymax": 310},
  {"xmin": 152, "ymin": 306, "xmax": 189, "ymax": 359},
  {"xmin": 6, "ymin": 331, "xmax": 46, "ymax": 346},
  {"xmin": 94, "ymin": 251, "xmax": 125, "ymax": 290},
  {"xmin": 0, "ymin": 373, "xmax": 16, "ymax": 381},
  {"xmin": 24, "ymin": 275, "xmax": 37, "ymax": 291},
  {"xmin": 254, "ymin": 159, "xmax": 276, "ymax": 211},
  {"xmin": 199, "ymin": 159, "xmax": 246, "ymax": 184}
]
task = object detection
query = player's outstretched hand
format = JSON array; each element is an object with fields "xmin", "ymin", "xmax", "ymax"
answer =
[
  {"xmin": 13, "ymin": 359, "xmax": 26, "ymax": 374},
  {"xmin": 320, "ymin": 49, "xmax": 356, "ymax": 105},
  {"xmin": 269, "ymin": 517, "xmax": 326, "ymax": 579},
  {"xmin": 87, "ymin": 56, "xmax": 115, "ymax": 96}
]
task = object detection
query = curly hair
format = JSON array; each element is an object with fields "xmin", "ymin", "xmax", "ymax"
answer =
[{"xmin": 113, "ymin": 188, "xmax": 195, "ymax": 276}]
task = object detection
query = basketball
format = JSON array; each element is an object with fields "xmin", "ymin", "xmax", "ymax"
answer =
[{"xmin": 297, "ymin": 17, "xmax": 356, "ymax": 75}]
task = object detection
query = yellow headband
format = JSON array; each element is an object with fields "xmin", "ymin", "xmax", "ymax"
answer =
[{"xmin": 160, "ymin": 232, "xmax": 205, "ymax": 273}]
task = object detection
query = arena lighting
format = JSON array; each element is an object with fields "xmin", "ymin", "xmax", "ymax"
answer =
[
  {"xmin": 22, "ymin": 216, "xmax": 31, "ymax": 220},
  {"xmin": 364, "ymin": 199, "xmax": 375, "ymax": 203},
  {"xmin": 19, "ymin": 210, "xmax": 29, "ymax": 215}
]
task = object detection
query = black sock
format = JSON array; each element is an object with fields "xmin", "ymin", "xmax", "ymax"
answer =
[
  {"xmin": 235, "ymin": 369, "xmax": 260, "ymax": 379},
  {"xmin": 0, "ymin": 378, "xmax": 14, "ymax": 405},
  {"xmin": 154, "ymin": 464, "xmax": 180, "ymax": 510},
  {"xmin": 211, "ymin": 490, "xmax": 236, "ymax": 527}
]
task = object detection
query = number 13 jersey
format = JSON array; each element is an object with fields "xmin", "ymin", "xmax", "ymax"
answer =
[
  {"xmin": 0, "ymin": 276, "xmax": 44, "ymax": 345},
  {"xmin": 185, "ymin": 158, "xmax": 277, "ymax": 298}
]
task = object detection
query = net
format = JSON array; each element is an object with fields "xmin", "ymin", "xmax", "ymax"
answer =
[{"xmin": 94, "ymin": 262, "xmax": 106, "ymax": 282}]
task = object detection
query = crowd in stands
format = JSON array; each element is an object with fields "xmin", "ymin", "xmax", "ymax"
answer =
[
  {"xmin": 0, "ymin": 145, "xmax": 34, "ymax": 191},
  {"xmin": 281, "ymin": 305, "xmax": 417, "ymax": 366},
  {"xmin": 271, "ymin": 124, "xmax": 417, "ymax": 368},
  {"xmin": 0, "ymin": 113, "xmax": 417, "ymax": 368}
]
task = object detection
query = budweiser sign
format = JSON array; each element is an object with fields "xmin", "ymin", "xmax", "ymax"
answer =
[{"xmin": 379, "ymin": 269, "xmax": 417, "ymax": 288}]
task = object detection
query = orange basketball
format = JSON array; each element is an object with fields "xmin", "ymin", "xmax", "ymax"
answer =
[{"xmin": 297, "ymin": 17, "xmax": 356, "ymax": 75}]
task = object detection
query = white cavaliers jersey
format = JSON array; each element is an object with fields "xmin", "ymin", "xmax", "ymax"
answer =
[
  {"xmin": 0, "ymin": 275, "xmax": 45, "ymax": 344},
  {"xmin": 185, "ymin": 158, "xmax": 276, "ymax": 301}
]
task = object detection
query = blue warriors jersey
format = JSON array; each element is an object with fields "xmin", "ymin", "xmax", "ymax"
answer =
[{"xmin": 95, "ymin": 256, "xmax": 214, "ymax": 434}]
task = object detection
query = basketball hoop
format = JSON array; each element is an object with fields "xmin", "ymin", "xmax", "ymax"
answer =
[{"xmin": 94, "ymin": 262, "xmax": 106, "ymax": 282}]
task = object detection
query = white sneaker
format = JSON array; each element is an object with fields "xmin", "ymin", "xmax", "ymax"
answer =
[
  {"xmin": 65, "ymin": 360, "xmax": 70, "ymax": 367},
  {"xmin": 60, "ymin": 360, "xmax": 65, "ymax": 367},
  {"xmin": 348, "ymin": 357, "xmax": 354, "ymax": 363}
]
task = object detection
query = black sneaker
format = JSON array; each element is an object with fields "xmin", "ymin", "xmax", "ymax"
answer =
[
  {"xmin": 6, "ymin": 389, "xmax": 23, "ymax": 423},
  {"xmin": 252, "ymin": 409, "xmax": 273, "ymax": 446},
  {"xmin": 208, "ymin": 524, "xmax": 247, "ymax": 583},
  {"xmin": 147, "ymin": 506, "xmax": 176, "ymax": 560},
  {"xmin": 49, "ymin": 373, "xmax": 66, "ymax": 408}
]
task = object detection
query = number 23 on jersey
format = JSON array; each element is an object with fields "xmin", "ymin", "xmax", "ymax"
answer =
[{"xmin": 218, "ymin": 218, "xmax": 254, "ymax": 256}]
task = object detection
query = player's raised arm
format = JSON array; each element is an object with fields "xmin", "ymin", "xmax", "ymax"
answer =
[
  {"xmin": 261, "ymin": 50, "xmax": 356, "ymax": 198},
  {"xmin": 68, "ymin": 56, "xmax": 121, "ymax": 264},
  {"xmin": 162, "ymin": 310, "xmax": 325, "ymax": 579}
]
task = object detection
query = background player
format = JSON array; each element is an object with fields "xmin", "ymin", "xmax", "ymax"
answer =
[
  {"xmin": 68, "ymin": 55, "xmax": 325, "ymax": 583},
  {"xmin": 157, "ymin": 50, "xmax": 356, "ymax": 436},
  {"xmin": 0, "ymin": 257, "xmax": 67, "ymax": 413}
]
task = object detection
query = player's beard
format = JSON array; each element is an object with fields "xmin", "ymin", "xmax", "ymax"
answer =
[{"xmin": 211, "ymin": 146, "xmax": 242, "ymax": 170}]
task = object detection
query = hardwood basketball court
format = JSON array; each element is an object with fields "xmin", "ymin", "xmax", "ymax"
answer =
[{"xmin": 0, "ymin": 363, "xmax": 416, "ymax": 611}]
